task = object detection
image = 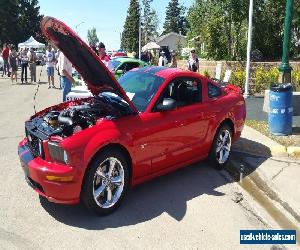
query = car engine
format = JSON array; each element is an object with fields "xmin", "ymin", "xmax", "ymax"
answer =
[{"xmin": 25, "ymin": 95, "xmax": 132, "ymax": 140}]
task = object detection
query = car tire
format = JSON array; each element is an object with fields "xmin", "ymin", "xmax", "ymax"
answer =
[
  {"xmin": 81, "ymin": 148, "xmax": 130, "ymax": 215},
  {"xmin": 209, "ymin": 124, "xmax": 232, "ymax": 170}
]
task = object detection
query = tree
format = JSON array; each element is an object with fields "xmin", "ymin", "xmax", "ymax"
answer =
[
  {"xmin": 141, "ymin": 0, "xmax": 159, "ymax": 46},
  {"xmin": 187, "ymin": 0, "xmax": 249, "ymax": 60},
  {"xmin": 163, "ymin": 0, "xmax": 187, "ymax": 35},
  {"xmin": 121, "ymin": 0, "xmax": 140, "ymax": 53},
  {"xmin": 0, "ymin": 0, "xmax": 19, "ymax": 45},
  {"xmin": 18, "ymin": 0, "xmax": 44, "ymax": 43},
  {"xmin": 87, "ymin": 27, "xmax": 99, "ymax": 46},
  {"xmin": 187, "ymin": 0, "xmax": 300, "ymax": 61},
  {"xmin": 0, "ymin": 0, "xmax": 43, "ymax": 46}
]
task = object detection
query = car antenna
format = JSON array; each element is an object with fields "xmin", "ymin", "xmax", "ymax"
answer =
[{"xmin": 33, "ymin": 64, "xmax": 44, "ymax": 114}]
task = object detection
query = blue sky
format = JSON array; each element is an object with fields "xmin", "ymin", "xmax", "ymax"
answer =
[{"xmin": 39, "ymin": 0, "xmax": 194, "ymax": 50}]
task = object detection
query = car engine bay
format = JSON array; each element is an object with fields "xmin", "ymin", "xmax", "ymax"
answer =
[{"xmin": 25, "ymin": 94, "xmax": 133, "ymax": 140}]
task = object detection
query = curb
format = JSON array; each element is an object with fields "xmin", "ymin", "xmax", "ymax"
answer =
[
  {"xmin": 228, "ymin": 157, "xmax": 300, "ymax": 225},
  {"xmin": 238, "ymin": 125, "xmax": 300, "ymax": 159},
  {"xmin": 287, "ymin": 146, "xmax": 300, "ymax": 159}
]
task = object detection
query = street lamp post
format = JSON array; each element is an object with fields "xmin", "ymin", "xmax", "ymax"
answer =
[
  {"xmin": 75, "ymin": 21, "xmax": 85, "ymax": 34},
  {"xmin": 244, "ymin": 0, "xmax": 254, "ymax": 99},
  {"xmin": 279, "ymin": 0, "xmax": 294, "ymax": 83}
]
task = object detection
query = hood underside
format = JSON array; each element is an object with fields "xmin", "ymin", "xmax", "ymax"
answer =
[{"xmin": 40, "ymin": 16, "xmax": 138, "ymax": 113}]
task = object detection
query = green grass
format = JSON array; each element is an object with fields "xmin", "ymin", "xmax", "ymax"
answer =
[{"xmin": 245, "ymin": 120, "xmax": 300, "ymax": 147}]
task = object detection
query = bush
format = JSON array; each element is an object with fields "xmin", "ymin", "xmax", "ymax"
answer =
[
  {"xmin": 230, "ymin": 68, "xmax": 246, "ymax": 91},
  {"xmin": 203, "ymin": 69, "xmax": 210, "ymax": 78},
  {"xmin": 254, "ymin": 67, "xmax": 279, "ymax": 93},
  {"xmin": 292, "ymin": 70, "xmax": 300, "ymax": 91}
]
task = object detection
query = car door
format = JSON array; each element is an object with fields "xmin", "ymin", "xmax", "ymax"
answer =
[{"xmin": 146, "ymin": 77, "xmax": 210, "ymax": 173}]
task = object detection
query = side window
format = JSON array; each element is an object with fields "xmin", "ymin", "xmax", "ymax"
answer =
[
  {"xmin": 208, "ymin": 82, "xmax": 221, "ymax": 98},
  {"xmin": 155, "ymin": 77, "xmax": 202, "ymax": 110},
  {"xmin": 120, "ymin": 62, "xmax": 140, "ymax": 72},
  {"xmin": 127, "ymin": 62, "xmax": 140, "ymax": 71}
]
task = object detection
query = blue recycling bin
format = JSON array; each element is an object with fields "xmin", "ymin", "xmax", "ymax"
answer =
[{"xmin": 268, "ymin": 83, "xmax": 293, "ymax": 135}]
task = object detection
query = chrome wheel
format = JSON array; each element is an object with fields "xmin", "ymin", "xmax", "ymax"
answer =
[
  {"xmin": 93, "ymin": 157, "xmax": 124, "ymax": 209},
  {"xmin": 215, "ymin": 129, "xmax": 232, "ymax": 164}
]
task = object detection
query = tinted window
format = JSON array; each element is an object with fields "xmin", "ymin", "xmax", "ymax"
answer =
[
  {"xmin": 119, "ymin": 71, "xmax": 164, "ymax": 112},
  {"xmin": 107, "ymin": 59, "xmax": 121, "ymax": 71},
  {"xmin": 208, "ymin": 83, "xmax": 221, "ymax": 98},
  {"xmin": 119, "ymin": 62, "xmax": 140, "ymax": 72},
  {"xmin": 155, "ymin": 78, "xmax": 201, "ymax": 110}
]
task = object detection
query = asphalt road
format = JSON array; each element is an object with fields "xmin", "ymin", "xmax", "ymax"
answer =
[
  {"xmin": 0, "ymin": 67, "xmax": 279, "ymax": 249},
  {"xmin": 246, "ymin": 96, "xmax": 300, "ymax": 127}
]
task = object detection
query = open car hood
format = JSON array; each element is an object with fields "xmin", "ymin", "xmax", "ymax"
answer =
[{"xmin": 41, "ymin": 16, "xmax": 138, "ymax": 113}]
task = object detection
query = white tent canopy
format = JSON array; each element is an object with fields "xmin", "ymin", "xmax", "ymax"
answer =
[
  {"xmin": 18, "ymin": 36, "xmax": 45, "ymax": 49},
  {"xmin": 142, "ymin": 41, "xmax": 160, "ymax": 52}
]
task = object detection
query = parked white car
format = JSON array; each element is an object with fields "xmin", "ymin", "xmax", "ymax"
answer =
[{"xmin": 66, "ymin": 80, "xmax": 92, "ymax": 101}]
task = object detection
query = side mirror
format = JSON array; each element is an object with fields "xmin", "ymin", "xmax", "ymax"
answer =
[{"xmin": 156, "ymin": 98, "xmax": 176, "ymax": 111}]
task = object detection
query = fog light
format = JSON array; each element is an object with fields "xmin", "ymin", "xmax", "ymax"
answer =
[{"xmin": 46, "ymin": 176, "xmax": 74, "ymax": 182}]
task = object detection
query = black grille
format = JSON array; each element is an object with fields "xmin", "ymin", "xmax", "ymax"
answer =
[{"xmin": 26, "ymin": 130, "xmax": 44, "ymax": 158}]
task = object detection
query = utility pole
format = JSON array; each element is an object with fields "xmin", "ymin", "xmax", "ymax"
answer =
[
  {"xmin": 244, "ymin": 0, "xmax": 254, "ymax": 99},
  {"xmin": 279, "ymin": 0, "xmax": 294, "ymax": 83}
]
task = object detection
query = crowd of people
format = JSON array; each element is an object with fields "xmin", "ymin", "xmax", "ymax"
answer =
[
  {"xmin": 1, "ymin": 41, "xmax": 199, "ymax": 102},
  {"xmin": 1, "ymin": 43, "xmax": 40, "ymax": 84},
  {"xmin": 0, "ymin": 43, "xmax": 74, "ymax": 102}
]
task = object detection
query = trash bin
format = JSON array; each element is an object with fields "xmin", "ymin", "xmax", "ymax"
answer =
[{"xmin": 268, "ymin": 83, "xmax": 293, "ymax": 135}]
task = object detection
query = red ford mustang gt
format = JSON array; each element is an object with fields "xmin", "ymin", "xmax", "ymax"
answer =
[{"xmin": 18, "ymin": 17, "xmax": 246, "ymax": 215}]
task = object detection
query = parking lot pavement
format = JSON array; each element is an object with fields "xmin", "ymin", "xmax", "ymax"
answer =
[
  {"xmin": 0, "ymin": 69, "xmax": 286, "ymax": 249},
  {"xmin": 246, "ymin": 96, "xmax": 300, "ymax": 126}
]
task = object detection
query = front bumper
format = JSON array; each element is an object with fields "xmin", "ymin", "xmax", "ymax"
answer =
[{"xmin": 18, "ymin": 139, "xmax": 81, "ymax": 204}]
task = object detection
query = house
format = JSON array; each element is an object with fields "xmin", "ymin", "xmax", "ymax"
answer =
[{"xmin": 156, "ymin": 32, "xmax": 186, "ymax": 52}]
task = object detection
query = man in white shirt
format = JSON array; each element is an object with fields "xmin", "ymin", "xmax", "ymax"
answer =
[
  {"xmin": 158, "ymin": 51, "xmax": 168, "ymax": 66},
  {"xmin": 45, "ymin": 45, "xmax": 56, "ymax": 88},
  {"xmin": 57, "ymin": 52, "xmax": 74, "ymax": 101}
]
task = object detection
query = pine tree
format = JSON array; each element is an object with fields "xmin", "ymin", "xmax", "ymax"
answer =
[
  {"xmin": 0, "ymin": 0, "xmax": 19, "ymax": 45},
  {"xmin": 87, "ymin": 27, "xmax": 99, "ymax": 46},
  {"xmin": 0, "ymin": 0, "xmax": 44, "ymax": 45},
  {"xmin": 163, "ymin": 0, "xmax": 180, "ymax": 34},
  {"xmin": 17, "ymin": 0, "xmax": 44, "ymax": 44},
  {"xmin": 142, "ymin": 0, "xmax": 158, "ymax": 46},
  {"xmin": 121, "ymin": 0, "xmax": 140, "ymax": 53}
]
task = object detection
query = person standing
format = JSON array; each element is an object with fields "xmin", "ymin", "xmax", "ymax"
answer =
[
  {"xmin": 9, "ymin": 46, "xmax": 18, "ymax": 83},
  {"xmin": 187, "ymin": 48, "xmax": 199, "ymax": 72},
  {"xmin": 45, "ymin": 45, "xmax": 56, "ymax": 88},
  {"xmin": 57, "ymin": 52, "xmax": 74, "ymax": 102},
  {"xmin": 27, "ymin": 48, "xmax": 37, "ymax": 83},
  {"xmin": 98, "ymin": 42, "xmax": 110, "ymax": 67},
  {"xmin": 20, "ymin": 47, "xmax": 29, "ymax": 84},
  {"xmin": 2, "ymin": 43, "xmax": 10, "ymax": 77},
  {"xmin": 169, "ymin": 50, "xmax": 177, "ymax": 68},
  {"xmin": 158, "ymin": 51, "xmax": 168, "ymax": 66}
]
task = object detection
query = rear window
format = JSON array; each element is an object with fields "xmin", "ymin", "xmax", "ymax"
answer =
[{"xmin": 208, "ymin": 83, "xmax": 221, "ymax": 98}]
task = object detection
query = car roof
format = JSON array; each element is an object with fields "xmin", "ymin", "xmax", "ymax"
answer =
[
  {"xmin": 112, "ymin": 57, "xmax": 145, "ymax": 63},
  {"xmin": 132, "ymin": 66, "xmax": 184, "ymax": 77}
]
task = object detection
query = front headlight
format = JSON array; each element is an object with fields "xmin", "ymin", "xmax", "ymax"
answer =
[{"xmin": 48, "ymin": 141, "xmax": 69, "ymax": 164}]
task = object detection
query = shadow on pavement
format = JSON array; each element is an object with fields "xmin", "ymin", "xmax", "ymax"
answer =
[
  {"xmin": 40, "ymin": 163, "xmax": 229, "ymax": 230},
  {"xmin": 232, "ymin": 137, "xmax": 272, "ymax": 157},
  {"xmin": 292, "ymin": 126, "xmax": 300, "ymax": 135}
]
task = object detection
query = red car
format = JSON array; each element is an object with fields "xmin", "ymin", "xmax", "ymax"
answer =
[{"xmin": 18, "ymin": 17, "xmax": 246, "ymax": 215}]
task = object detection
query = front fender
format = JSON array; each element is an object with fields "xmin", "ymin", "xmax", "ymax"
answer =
[{"xmin": 83, "ymin": 129, "xmax": 122, "ymax": 168}]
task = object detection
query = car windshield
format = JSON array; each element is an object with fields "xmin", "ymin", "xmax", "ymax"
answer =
[
  {"xmin": 107, "ymin": 60, "xmax": 121, "ymax": 71},
  {"xmin": 119, "ymin": 71, "xmax": 164, "ymax": 112}
]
